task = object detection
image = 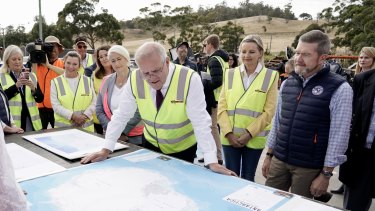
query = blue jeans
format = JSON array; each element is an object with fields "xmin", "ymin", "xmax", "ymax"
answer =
[{"xmin": 222, "ymin": 145, "xmax": 263, "ymax": 182}]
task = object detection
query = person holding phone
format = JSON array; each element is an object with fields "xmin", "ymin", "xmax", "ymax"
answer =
[{"xmin": 0, "ymin": 45, "xmax": 44, "ymax": 132}]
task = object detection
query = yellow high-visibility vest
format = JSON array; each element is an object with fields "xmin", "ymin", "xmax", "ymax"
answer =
[
  {"xmin": 0, "ymin": 72, "xmax": 42, "ymax": 131},
  {"xmin": 78, "ymin": 53, "xmax": 94, "ymax": 75},
  {"xmin": 53, "ymin": 74, "xmax": 94, "ymax": 132},
  {"xmin": 131, "ymin": 65, "xmax": 196, "ymax": 154},
  {"xmin": 220, "ymin": 66, "xmax": 278, "ymax": 149},
  {"xmin": 207, "ymin": 55, "xmax": 229, "ymax": 101}
]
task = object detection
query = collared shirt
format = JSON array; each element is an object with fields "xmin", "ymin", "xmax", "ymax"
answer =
[
  {"xmin": 365, "ymin": 96, "xmax": 375, "ymax": 148},
  {"xmin": 0, "ymin": 126, "xmax": 28, "ymax": 210},
  {"xmin": 104, "ymin": 63, "xmax": 218, "ymax": 165},
  {"xmin": 267, "ymin": 73, "xmax": 353, "ymax": 167},
  {"xmin": 240, "ymin": 63, "xmax": 263, "ymax": 89}
]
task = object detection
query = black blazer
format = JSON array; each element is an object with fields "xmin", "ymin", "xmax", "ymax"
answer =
[{"xmin": 339, "ymin": 69, "xmax": 375, "ymax": 194}]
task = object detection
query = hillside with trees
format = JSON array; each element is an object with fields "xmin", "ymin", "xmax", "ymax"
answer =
[{"xmin": 0, "ymin": 0, "xmax": 371, "ymax": 58}]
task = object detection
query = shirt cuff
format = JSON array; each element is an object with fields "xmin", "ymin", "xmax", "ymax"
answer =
[
  {"xmin": 203, "ymin": 151, "xmax": 218, "ymax": 165},
  {"xmin": 103, "ymin": 139, "xmax": 116, "ymax": 152}
]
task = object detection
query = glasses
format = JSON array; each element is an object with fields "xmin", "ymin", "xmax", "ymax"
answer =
[
  {"xmin": 77, "ymin": 45, "xmax": 87, "ymax": 49},
  {"xmin": 141, "ymin": 61, "xmax": 165, "ymax": 79}
]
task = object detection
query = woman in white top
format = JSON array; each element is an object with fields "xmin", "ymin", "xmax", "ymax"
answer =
[{"xmin": 96, "ymin": 45, "xmax": 144, "ymax": 145}]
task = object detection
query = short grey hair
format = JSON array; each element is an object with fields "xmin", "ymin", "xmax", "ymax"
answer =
[
  {"xmin": 299, "ymin": 30, "xmax": 330, "ymax": 55},
  {"xmin": 134, "ymin": 42, "xmax": 167, "ymax": 65}
]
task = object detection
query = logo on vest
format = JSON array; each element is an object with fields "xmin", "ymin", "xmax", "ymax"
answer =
[{"xmin": 312, "ymin": 86, "xmax": 324, "ymax": 95}]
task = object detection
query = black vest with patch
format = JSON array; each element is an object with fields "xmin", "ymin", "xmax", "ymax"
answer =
[{"xmin": 273, "ymin": 67, "xmax": 346, "ymax": 168}]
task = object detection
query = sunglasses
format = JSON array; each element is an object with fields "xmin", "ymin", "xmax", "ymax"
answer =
[{"xmin": 77, "ymin": 45, "xmax": 87, "ymax": 49}]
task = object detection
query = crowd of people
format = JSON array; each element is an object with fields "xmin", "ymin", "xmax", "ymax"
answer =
[{"xmin": 1, "ymin": 30, "xmax": 375, "ymax": 211}]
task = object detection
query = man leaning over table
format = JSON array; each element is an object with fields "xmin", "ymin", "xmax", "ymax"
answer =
[{"xmin": 81, "ymin": 42, "xmax": 237, "ymax": 176}]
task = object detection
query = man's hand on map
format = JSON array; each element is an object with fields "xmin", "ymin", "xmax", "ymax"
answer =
[
  {"xmin": 208, "ymin": 163, "xmax": 238, "ymax": 176},
  {"xmin": 81, "ymin": 148, "xmax": 111, "ymax": 164}
]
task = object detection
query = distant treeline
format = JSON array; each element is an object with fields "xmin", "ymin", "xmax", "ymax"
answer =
[{"xmin": 122, "ymin": 1, "xmax": 297, "ymax": 29}]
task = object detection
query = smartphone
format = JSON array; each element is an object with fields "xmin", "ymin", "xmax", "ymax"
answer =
[{"xmin": 21, "ymin": 68, "xmax": 30, "ymax": 80}]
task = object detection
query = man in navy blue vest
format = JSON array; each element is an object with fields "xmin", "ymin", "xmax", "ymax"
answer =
[{"xmin": 261, "ymin": 30, "xmax": 353, "ymax": 200}]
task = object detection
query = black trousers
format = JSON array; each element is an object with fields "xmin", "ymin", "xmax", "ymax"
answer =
[
  {"xmin": 344, "ymin": 149, "xmax": 373, "ymax": 211},
  {"xmin": 38, "ymin": 108, "xmax": 54, "ymax": 129},
  {"xmin": 143, "ymin": 140, "xmax": 197, "ymax": 163}
]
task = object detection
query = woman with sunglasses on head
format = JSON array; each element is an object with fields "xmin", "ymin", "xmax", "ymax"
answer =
[
  {"xmin": 0, "ymin": 45, "xmax": 43, "ymax": 132},
  {"xmin": 91, "ymin": 45, "xmax": 113, "ymax": 134},
  {"xmin": 50, "ymin": 51, "xmax": 96, "ymax": 132},
  {"xmin": 96, "ymin": 45, "xmax": 144, "ymax": 145}
]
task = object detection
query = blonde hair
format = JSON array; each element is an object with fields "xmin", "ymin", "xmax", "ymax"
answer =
[
  {"xmin": 355, "ymin": 47, "xmax": 375, "ymax": 74},
  {"xmin": 238, "ymin": 34, "xmax": 264, "ymax": 64},
  {"xmin": 0, "ymin": 45, "xmax": 23, "ymax": 73},
  {"xmin": 63, "ymin": 51, "xmax": 82, "ymax": 68}
]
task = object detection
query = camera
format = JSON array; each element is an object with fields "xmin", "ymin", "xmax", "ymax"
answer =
[{"xmin": 28, "ymin": 39, "xmax": 55, "ymax": 64}]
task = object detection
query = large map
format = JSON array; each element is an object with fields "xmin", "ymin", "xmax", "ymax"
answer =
[{"xmin": 20, "ymin": 149, "xmax": 339, "ymax": 211}]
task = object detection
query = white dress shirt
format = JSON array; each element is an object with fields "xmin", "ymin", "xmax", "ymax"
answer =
[
  {"xmin": 240, "ymin": 63, "xmax": 263, "ymax": 89},
  {"xmin": 0, "ymin": 127, "xmax": 27, "ymax": 211},
  {"xmin": 104, "ymin": 63, "xmax": 218, "ymax": 165}
]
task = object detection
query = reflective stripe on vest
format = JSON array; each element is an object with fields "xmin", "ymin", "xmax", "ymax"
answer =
[
  {"xmin": 207, "ymin": 56, "xmax": 228, "ymax": 101},
  {"xmin": 0, "ymin": 72, "xmax": 42, "ymax": 131},
  {"xmin": 100, "ymin": 75, "xmax": 113, "ymax": 119},
  {"xmin": 53, "ymin": 75, "xmax": 94, "ymax": 132},
  {"xmin": 132, "ymin": 65, "xmax": 196, "ymax": 154},
  {"xmin": 221, "ymin": 67, "xmax": 277, "ymax": 149},
  {"xmin": 36, "ymin": 59, "xmax": 64, "ymax": 109}
]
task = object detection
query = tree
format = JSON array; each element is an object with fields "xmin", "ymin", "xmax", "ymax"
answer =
[
  {"xmin": 0, "ymin": 25, "xmax": 29, "ymax": 48},
  {"xmin": 135, "ymin": 2, "xmax": 172, "ymax": 42},
  {"xmin": 283, "ymin": 2, "xmax": 295, "ymax": 23},
  {"xmin": 213, "ymin": 21, "xmax": 245, "ymax": 53},
  {"xmin": 299, "ymin": 13, "xmax": 313, "ymax": 20},
  {"xmin": 325, "ymin": 0, "xmax": 375, "ymax": 53},
  {"xmin": 292, "ymin": 23, "xmax": 325, "ymax": 48},
  {"xmin": 267, "ymin": 15, "xmax": 272, "ymax": 24},
  {"xmin": 56, "ymin": 0, "xmax": 124, "ymax": 49},
  {"xmin": 262, "ymin": 26, "xmax": 267, "ymax": 33}
]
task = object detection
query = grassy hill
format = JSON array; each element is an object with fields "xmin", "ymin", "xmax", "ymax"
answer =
[{"xmin": 119, "ymin": 15, "xmax": 328, "ymax": 56}]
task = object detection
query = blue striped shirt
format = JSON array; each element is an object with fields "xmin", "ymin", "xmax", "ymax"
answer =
[{"xmin": 267, "ymin": 74, "xmax": 353, "ymax": 167}]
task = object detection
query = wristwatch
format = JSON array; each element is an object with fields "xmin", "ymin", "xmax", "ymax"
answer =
[{"xmin": 320, "ymin": 170, "xmax": 333, "ymax": 178}]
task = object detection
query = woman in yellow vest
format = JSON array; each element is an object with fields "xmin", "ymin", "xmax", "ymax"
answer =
[
  {"xmin": 0, "ymin": 45, "xmax": 43, "ymax": 132},
  {"xmin": 91, "ymin": 45, "xmax": 113, "ymax": 134},
  {"xmin": 50, "ymin": 51, "xmax": 96, "ymax": 132},
  {"xmin": 218, "ymin": 35, "xmax": 279, "ymax": 181}
]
